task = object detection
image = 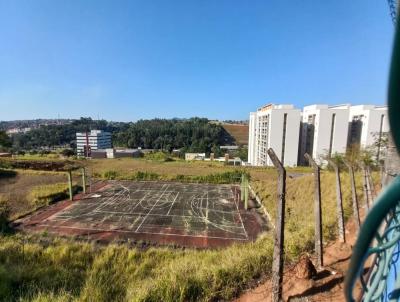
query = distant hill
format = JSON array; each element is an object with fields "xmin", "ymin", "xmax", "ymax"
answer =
[{"xmin": 221, "ymin": 124, "xmax": 249, "ymax": 146}]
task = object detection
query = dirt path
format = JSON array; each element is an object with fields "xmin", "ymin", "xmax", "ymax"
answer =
[{"xmin": 234, "ymin": 208, "xmax": 367, "ymax": 302}]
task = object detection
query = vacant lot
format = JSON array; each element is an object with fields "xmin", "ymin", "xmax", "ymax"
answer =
[
  {"xmin": 222, "ymin": 124, "xmax": 249, "ymax": 145},
  {"xmin": 0, "ymin": 170, "xmax": 82, "ymax": 219},
  {"xmin": 85, "ymin": 158, "xmax": 237, "ymax": 178},
  {"xmin": 84, "ymin": 157, "xmax": 309, "ymax": 181}
]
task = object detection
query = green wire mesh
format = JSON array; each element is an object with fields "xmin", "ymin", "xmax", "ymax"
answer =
[{"xmin": 344, "ymin": 15, "xmax": 400, "ymax": 302}]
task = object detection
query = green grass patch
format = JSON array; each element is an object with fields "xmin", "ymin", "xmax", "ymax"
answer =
[
  {"xmin": 28, "ymin": 183, "xmax": 81, "ymax": 208},
  {"xmin": 98, "ymin": 169, "xmax": 247, "ymax": 184}
]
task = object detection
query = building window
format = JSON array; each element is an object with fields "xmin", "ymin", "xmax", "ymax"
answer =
[
  {"xmin": 281, "ymin": 113, "xmax": 288, "ymax": 165},
  {"xmin": 328, "ymin": 113, "xmax": 336, "ymax": 157},
  {"xmin": 349, "ymin": 115, "xmax": 363, "ymax": 148}
]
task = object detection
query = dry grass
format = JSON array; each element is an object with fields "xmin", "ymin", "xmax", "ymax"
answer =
[
  {"xmin": 221, "ymin": 124, "xmax": 249, "ymax": 145},
  {"xmin": 0, "ymin": 170, "xmax": 82, "ymax": 219},
  {"xmin": 0, "ymin": 159, "xmax": 382, "ymax": 301},
  {"xmin": 251, "ymin": 169, "xmax": 380, "ymax": 258},
  {"xmin": 85, "ymin": 158, "xmax": 238, "ymax": 178}
]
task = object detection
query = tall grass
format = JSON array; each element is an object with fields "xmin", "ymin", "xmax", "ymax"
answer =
[
  {"xmin": 0, "ymin": 235, "xmax": 274, "ymax": 302},
  {"xmin": 99, "ymin": 169, "xmax": 247, "ymax": 184},
  {"xmin": 251, "ymin": 170, "xmax": 375, "ymax": 258},
  {"xmin": 28, "ymin": 183, "xmax": 81, "ymax": 208}
]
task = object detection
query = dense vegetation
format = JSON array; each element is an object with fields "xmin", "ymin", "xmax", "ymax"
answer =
[
  {"xmin": 11, "ymin": 118, "xmax": 128, "ymax": 150},
  {"xmin": 113, "ymin": 118, "xmax": 232, "ymax": 153},
  {"xmin": 9, "ymin": 118, "xmax": 233, "ymax": 154},
  {"xmin": 0, "ymin": 131, "xmax": 11, "ymax": 152}
]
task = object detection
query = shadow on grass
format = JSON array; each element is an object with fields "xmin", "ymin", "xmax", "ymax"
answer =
[{"xmin": 0, "ymin": 169, "xmax": 17, "ymax": 179}]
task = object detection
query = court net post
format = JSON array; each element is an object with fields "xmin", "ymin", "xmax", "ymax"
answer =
[
  {"xmin": 240, "ymin": 174, "xmax": 245, "ymax": 201},
  {"xmin": 81, "ymin": 167, "xmax": 86, "ymax": 194},
  {"xmin": 67, "ymin": 170, "xmax": 73, "ymax": 201},
  {"xmin": 244, "ymin": 174, "xmax": 249, "ymax": 210}
]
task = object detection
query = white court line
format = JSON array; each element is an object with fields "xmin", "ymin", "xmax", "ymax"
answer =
[
  {"xmin": 166, "ymin": 192, "xmax": 179, "ymax": 215},
  {"xmin": 93, "ymin": 185, "xmax": 127, "ymax": 212},
  {"xmin": 51, "ymin": 210, "xmax": 244, "ymax": 228},
  {"xmin": 135, "ymin": 184, "xmax": 169, "ymax": 232},
  {"xmin": 125, "ymin": 190, "xmax": 150, "ymax": 213},
  {"xmin": 39, "ymin": 224, "xmax": 248, "ymax": 241}
]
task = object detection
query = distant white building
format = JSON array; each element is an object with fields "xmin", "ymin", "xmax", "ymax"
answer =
[
  {"xmin": 6, "ymin": 127, "xmax": 31, "ymax": 135},
  {"xmin": 299, "ymin": 104, "xmax": 350, "ymax": 165},
  {"xmin": 248, "ymin": 104, "xmax": 301, "ymax": 167},
  {"xmin": 185, "ymin": 153, "xmax": 206, "ymax": 161},
  {"xmin": 348, "ymin": 105, "xmax": 389, "ymax": 159},
  {"xmin": 76, "ymin": 130, "xmax": 112, "ymax": 157}
]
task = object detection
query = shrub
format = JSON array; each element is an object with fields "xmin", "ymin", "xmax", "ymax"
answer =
[
  {"xmin": 60, "ymin": 149, "xmax": 75, "ymax": 157},
  {"xmin": 0, "ymin": 197, "xmax": 10, "ymax": 233},
  {"xmin": 145, "ymin": 152, "xmax": 173, "ymax": 162},
  {"xmin": 103, "ymin": 170, "xmax": 118, "ymax": 180},
  {"xmin": 28, "ymin": 183, "xmax": 81, "ymax": 208},
  {"xmin": 135, "ymin": 171, "xmax": 160, "ymax": 180}
]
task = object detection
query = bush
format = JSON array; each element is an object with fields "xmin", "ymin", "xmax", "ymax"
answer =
[
  {"xmin": 188, "ymin": 170, "xmax": 247, "ymax": 184},
  {"xmin": 0, "ymin": 198, "xmax": 10, "ymax": 233},
  {"xmin": 28, "ymin": 183, "xmax": 81, "ymax": 208},
  {"xmin": 60, "ymin": 149, "xmax": 75, "ymax": 157},
  {"xmin": 38, "ymin": 150, "xmax": 51, "ymax": 156},
  {"xmin": 103, "ymin": 170, "xmax": 118, "ymax": 180},
  {"xmin": 133, "ymin": 171, "xmax": 160, "ymax": 181},
  {"xmin": 145, "ymin": 152, "xmax": 173, "ymax": 162}
]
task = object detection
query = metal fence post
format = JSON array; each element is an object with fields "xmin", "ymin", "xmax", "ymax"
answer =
[
  {"xmin": 267, "ymin": 148, "xmax": 286, "ymax": 302},
  {"xmin": 304, "ymin": 153, "xmax": 323, "ymax": 268},
  {"xmin": 328, "ymin": 159, "xmax": 346, "ymax": 243}
]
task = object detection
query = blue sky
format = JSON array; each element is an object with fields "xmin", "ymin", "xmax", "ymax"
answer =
[{"xmin": 0, "ymin": 0, "xmax": 395, "ymax": 121}]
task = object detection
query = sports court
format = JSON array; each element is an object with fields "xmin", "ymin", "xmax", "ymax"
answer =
[{"xmin": 17, "ymin": 180, "xmax": 266, "ymax": 248}]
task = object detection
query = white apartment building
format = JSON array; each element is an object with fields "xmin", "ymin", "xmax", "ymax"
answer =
[
  {"xmin": 299, "ymin": 104, "xmax": 350, "ymax": 165},
  {"xmin": 248, "ymin": 104, "xmax": 301, "ymax": 167},
  {"xmin": 76, "ymin": 130, "xmax": 112, "ymax": 157},
  {"xmin": 348, "ymin": 105, "xmax": 389, "ymax": 159}
]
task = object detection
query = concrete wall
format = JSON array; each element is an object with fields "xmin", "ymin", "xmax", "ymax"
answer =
[
  {"xmin": 247, "ymin": 104, "xmax": 300, "ymax": 167},
  {"xmin": 301, "ymin": 105, "xmax": 349, "ymax": 164},
  {"xmin": 349, "ymin": 105, "xmax": 389, "ymax": 150},
  {"xmin": 266, "ymin": 108, "xmax": 300, "ymax": 166}
]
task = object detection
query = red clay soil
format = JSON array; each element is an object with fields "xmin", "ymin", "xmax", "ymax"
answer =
[{"xmin": 234, "ymin": 207, "xmax": 368, "ymax": 302}]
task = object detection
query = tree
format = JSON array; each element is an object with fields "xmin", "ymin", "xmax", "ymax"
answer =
[
  {"xmin": 0, "ymin": 131, "xmax": 11, "ymax": 151},
  {"xmin": 61, "ymin": 149, "xmax": 75, "ymax": 157}
]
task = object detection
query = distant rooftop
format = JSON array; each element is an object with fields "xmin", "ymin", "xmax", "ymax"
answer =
[
  {"xmin": 76, "ymin": 130, "xmax": 110, "ymax": 136},
  {"xmin": 257, "ymin": 104, "xmax": 295, "ymax": 111}
]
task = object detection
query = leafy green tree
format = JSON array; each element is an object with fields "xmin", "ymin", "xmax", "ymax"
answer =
[
  {"xmin": 9, "ymin": 117, "xmax": 235, "ymax": 154},
  {"xmin": 0, "ymin": 131, "xmax": 11, "ymax": 151}
]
